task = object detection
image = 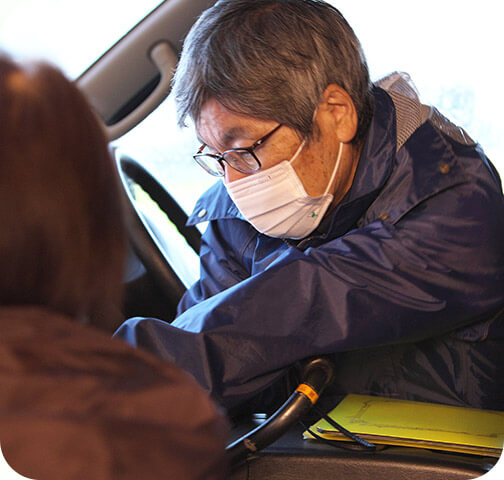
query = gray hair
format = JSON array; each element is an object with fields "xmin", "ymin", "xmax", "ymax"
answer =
[{"xmin": 173, "ymin": 0, "xmax": 373, "ymax": 143}]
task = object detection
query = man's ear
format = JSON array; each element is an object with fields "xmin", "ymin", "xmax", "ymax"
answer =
[{"xmin": 317, "ymin": 84, "xmax": 358, "ymax": 143}]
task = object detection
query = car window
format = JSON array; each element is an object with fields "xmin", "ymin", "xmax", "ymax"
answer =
[
  {"xmin": 336, "ymin": 0, "xmax": 502, "ymax": 176},
  {"xmin": 1, "ymin": 0, "xmax": 502, "ymax": 286},
  {"xmin": 0, "ymin": 0, "xmax": 163, "ymax": 79}
]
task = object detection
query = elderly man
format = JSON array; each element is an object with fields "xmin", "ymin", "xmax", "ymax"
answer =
[{"xmin": 116, "ymin": 0, "xmax": 504, "ymax": 412}]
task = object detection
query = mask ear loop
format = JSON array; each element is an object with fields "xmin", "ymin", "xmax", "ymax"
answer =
[
  {"xmin": 323, "ymin": 142, "xmax": 344, "ymax": 196},
  {"xmin": 288, "ymin": 139, "xmax": 306, "ymax": 166}
]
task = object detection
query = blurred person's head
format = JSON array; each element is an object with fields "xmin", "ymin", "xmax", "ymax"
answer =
[{"xmin": 0, "ymin": 54, "xmax": 126, "ymax": 329}]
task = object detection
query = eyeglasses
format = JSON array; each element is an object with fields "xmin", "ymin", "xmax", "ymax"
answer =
[{"xmin": 193, "ymin": 124, "xmax": 282, "ymax": 177}]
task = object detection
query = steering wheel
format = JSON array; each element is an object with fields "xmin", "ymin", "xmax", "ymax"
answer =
[
  {"xmin": 115, "ymin": 149, "xmax": 201, "ymax": 311},
  {"xmin": 115, "ymin": 150, "xmax": 339, "ymax": 469}
]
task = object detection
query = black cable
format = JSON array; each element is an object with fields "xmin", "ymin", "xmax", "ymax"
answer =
[{"xmin": 302, "ymin": 405, "xmax": 376, "ymax": 451}]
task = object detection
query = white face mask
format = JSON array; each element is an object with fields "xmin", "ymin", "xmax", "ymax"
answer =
[{"xmin": 226, "ymin": 140, "xmax": 344, "ymax": 239}]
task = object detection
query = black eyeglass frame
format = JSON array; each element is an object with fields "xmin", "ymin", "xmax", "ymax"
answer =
[{"xmin": 193, "ymin": 124, "xmax": 282, "ymax": 177}]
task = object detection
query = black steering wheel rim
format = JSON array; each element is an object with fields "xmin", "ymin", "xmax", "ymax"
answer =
[{"xmin": 115, "ymin": 149, "xmax": 201, "ymax": 309}]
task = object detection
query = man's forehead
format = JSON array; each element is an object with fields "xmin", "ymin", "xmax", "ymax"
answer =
[
  {"xmin": 197, "ymin": 99, "xmax": 266, "ymax": 147},
  {"xmin": 199, "ymin": 124, "xmax": 249, "ymax": 142}
]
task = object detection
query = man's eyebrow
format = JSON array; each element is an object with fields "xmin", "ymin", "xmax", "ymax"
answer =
[
  {"xmin": 197, "ymin": 126, "xmax": 252, "ymax": 150},
  {"xmin": 222, "ymin": 126, "xmax": 250, "ymax": 145}
]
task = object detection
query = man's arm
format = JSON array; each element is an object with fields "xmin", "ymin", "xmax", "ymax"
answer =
[{"xmin": 116, "ymin": 181, "xmax": 504, "ymax": 408}]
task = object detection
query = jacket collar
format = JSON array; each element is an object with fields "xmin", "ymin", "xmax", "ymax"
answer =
[
  {"xmin": 186, "ymin": 179, "xmax": 241, "ymax": 226},
  {"xmin": 313, "ymin": 87, "xmax": 397, "ymax": 240}
]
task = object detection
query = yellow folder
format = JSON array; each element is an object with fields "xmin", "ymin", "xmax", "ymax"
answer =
[{"xmin": 303, "ymin": 394, "xmax": 504, "ymax": 457}]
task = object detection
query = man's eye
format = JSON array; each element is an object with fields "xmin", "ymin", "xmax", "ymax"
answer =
[
  {"xmin": 223, "ymin": 150, "xmax": 258, "ymax": 171},
  {"xmin": 238, "ymin": 151, "xmax": 255, "ymax": 161},
  {"xmin": 224, "ymin": 150, "xmax": 250, "ymax": 162}
]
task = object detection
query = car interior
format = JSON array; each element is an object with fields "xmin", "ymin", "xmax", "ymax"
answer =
[{"xmin": 1, "ymin": 0, "xmax": 502, "ymax": 477}]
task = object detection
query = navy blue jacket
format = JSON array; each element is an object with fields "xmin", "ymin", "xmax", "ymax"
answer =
[{"xmin": 116, "ymin": 74, "xmax": 504, "ymax": 411}]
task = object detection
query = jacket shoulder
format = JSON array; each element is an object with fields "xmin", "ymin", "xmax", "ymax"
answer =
[{"xmin": 377, "ymin": 72, "xmax": 476, "ymax": 152}]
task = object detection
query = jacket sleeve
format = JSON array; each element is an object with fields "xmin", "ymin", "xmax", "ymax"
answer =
[{"xmin": 115, "ymin": 174, "xmax": 504, "ymax": 408}]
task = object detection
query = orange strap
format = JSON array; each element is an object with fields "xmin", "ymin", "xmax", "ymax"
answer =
[{"xmin": 296, "ymin": 383, "xmax": 319, "ymax": 404}]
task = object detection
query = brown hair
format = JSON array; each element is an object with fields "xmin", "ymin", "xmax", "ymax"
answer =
[{"xmin": 0, "ymin": 55, "xmax": 126, "ymax": 329}]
